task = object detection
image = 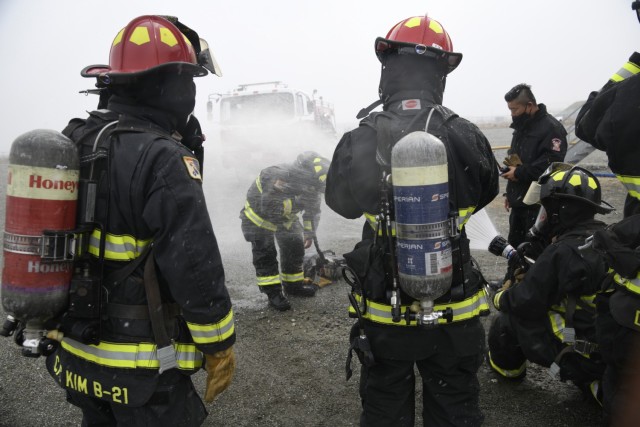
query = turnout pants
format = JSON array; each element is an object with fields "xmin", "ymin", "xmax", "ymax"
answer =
[
  {"xmin": 358, "ymin": 319, "xmax": 485, "ymax": 427},
  {"xmin": 488, "ymin": 312, "xmax": 604, "ymax": 386},
  {"xmin": 65, "ymin": 370, "xmax": 206, "ymax": 427},
  {"xmin": 241, "ymin": 219, "xmax": 305, "ymax": 290}
]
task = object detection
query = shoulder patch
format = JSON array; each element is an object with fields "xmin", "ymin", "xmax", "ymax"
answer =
[
  {"xmin": 551, "ymin": 138, "xmax": 562, "ymax": 152},
  {"xmin": 182, "ymin": 156, "xmax": 202, "ymax": 181}
]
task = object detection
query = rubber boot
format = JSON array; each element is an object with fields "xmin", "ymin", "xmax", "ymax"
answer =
[
  {"xmin": 283, "ymin": 280, "xmax": 318, "ymax": 297},
  {"xmin": 263, "ymin": 286, "xmax": 291, "ymax": 311}
]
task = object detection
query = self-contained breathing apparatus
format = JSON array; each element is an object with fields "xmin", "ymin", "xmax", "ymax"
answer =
[
  {"xmin": 0, "ymin": 122, "xmax": 112, "ymax": 356},
  {"xmin": 0, "ymin": 112, "xmax": 193, "ymax": 365},
  {"xmin": 346, "ymin": 106, "xmax": 476, "ymax": 330}
]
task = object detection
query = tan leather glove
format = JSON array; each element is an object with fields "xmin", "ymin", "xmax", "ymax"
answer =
[
  {"xmin": 503, "ymin": 154, "xmax": 523, "ymax": 167},
  {"xmin": 204, "ymin": 347, "xmax": 236, "ymax": 403}
]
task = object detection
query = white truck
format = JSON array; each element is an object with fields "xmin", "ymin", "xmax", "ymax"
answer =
[{"xmin": 206, "ymin": 81, "xmax": 337, "ymax": 181}]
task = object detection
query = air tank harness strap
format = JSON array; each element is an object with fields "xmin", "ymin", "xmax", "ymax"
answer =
[
  {"xmin": 348, "ymin": 289, "xmax": 489, "ymax": 326},
  {"xmin": 143, "ymin": 246, "xmax": 179, "ymax": 374},
  {"xmin": 342, "ymin": 264, "xmax": 375, "ymax": 381},
  {"xmin": 105, "ymin": 244, "xmax": 179, "ymax": 374},
  {"xmin": 549, "ymin": 293, "xmax": 599, "ymax": 379}
]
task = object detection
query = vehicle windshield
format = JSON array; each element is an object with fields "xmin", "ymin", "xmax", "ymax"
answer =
[{"xmin": 220, "ymin": 92, "xmax": 295, "ymax": 124}]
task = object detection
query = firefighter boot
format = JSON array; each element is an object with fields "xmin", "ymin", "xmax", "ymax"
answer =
[
  {"xmin": 283, "ymin": 280, "xmax": 318, "ymax": 297},
  {"xmin": 263, "ymin": 286, "xmax": 291, "ymax": 311}
]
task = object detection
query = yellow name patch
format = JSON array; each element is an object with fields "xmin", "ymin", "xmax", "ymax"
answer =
[{"xmin": 183, "ymin": 156, "xmax": 202, "ymax": 181}]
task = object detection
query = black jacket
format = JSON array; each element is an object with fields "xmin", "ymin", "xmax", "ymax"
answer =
[
  {"xmin": 326, "ymin": 102, "xmax": 499, "ymax": 300},
  {"xmin": 506, "ymin": 104, "xmax": 568, "ymax": 208},
  {"xmin": 241, "ymin": 163, "xmax": 322, "ymax": 235},
  {"xmin": 326, "ymin": 104, "xmax": 499, "ymax": 224},
  {"xmin": 326, "ymin": 101, "xmax": 498, "ymax": 359},
  {"xmin": 576, "ymin": 72, "xmax": 640, "ymax": 217},
  {"xmin": 499, "ymin": 219, "xmax": 608, "ymax": 342},
  {"xmin": 62, "ymin": 102, "xmax": 235, "ymax": 356}
]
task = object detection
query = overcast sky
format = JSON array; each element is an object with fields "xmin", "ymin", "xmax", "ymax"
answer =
[{"xmin": 0, "ymin": 0, "xmax": 637, "ymax": 154}]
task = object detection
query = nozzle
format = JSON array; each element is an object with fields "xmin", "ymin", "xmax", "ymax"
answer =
[{"xmin": 488, "ymin": 236, "xmax": 516, "ymax": 259}]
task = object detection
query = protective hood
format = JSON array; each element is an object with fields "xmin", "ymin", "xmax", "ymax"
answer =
[
  {"xmin": 109, "ymin": 71, "xmax": 196, "ymax": 132},
  {"xmin": 378, "ymin": 54, "xmax": 445, "ymax": 106}
]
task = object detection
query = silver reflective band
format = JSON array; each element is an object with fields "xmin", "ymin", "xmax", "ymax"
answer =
[{"xmin": 157, "ymin": 345, "xmax": 178, "ymax": 373}]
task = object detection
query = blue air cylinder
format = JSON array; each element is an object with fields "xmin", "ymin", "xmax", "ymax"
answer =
[{"xmin": 391, "ymin": 131, "xmax": 453, "ymax": 302}]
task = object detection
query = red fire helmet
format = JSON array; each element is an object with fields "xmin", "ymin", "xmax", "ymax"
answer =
[
  {"xmin": 375, "ymin": 15, "xmax": 462, "ymax": 74},
  {"xmin": 81, "ymin": 15, "xmax": 222, "ymax": 82}
]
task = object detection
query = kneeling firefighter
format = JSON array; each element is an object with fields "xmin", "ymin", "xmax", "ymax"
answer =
[
  {"xmin": 2, "ymin": 16, "xmax": 236, "ymax": 426},
  {"xmin": 489, "ymin": 164, "xmax": 613, "ymax": 398},
  {"xmin": 325, "ymin": 15, "xmax": 499, "ymax": 426},
  {"xmin": 240, "ymin": 152, "xmax": 330, "ymax": 311}
]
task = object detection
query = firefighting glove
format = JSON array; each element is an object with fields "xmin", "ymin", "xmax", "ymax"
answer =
[
  {"xmin": 204, "ymin": 347, "xmax": 236, "ymax": 403},
  {"xmin": 610, "ymin": 52, "xmax": 640, "ymax": 83},
  {"xmin": 503, "ymin": 154, "xmax": 523, "ymax": 167}
]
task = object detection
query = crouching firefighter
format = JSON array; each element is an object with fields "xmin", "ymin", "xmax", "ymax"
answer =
[
  {"xmin": 325, "ymin": 14, "xmax": 499, "ymax": 427},
  {"xmin": 240, "ymin": 152, "xmax": 330, "ymax": 311},
  {"xmin": 488, "ymin": 164, "xmax": 612, "ymax": 402},
  {"xmin": 1, "ymin": 16, "xmax": 235, "ymax": 426}
]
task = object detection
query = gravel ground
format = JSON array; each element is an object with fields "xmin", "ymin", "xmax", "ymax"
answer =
[{"xmin": 0, "ymin": 130, "xmax": 627, "ymax": 427}]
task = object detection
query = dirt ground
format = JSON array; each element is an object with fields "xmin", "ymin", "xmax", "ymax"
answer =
[{"xmin": 0, "ymin": 143, "xmax": 628, "ymax": 426}]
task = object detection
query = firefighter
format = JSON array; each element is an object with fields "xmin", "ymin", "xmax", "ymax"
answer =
[
  {"xmin": 502, "ymin": 83, "xmax": 568, "ymax": 250},
  {"xmin": 489, "ymin": 164, "xmax": 613, "ymax": 403},
  {"xmin": 43, "ymin": 16, "xmax": 235, "ymax": 426},
  {"xmin": 575, "ymin": 6, "xmax": 640, "ymax": 219},
  {"xmin": 574, "ymin": 4, "xmax": 640, "ymax": 424},
  {"xmin": 240, "ymin": 152, "xmax": 330, "ymax": 311},
  {"xmin": 590, "ymin": 214, "xmax": 640, "ymax": 425},
  {"xmin": 325, "ymin": 15, "xmax": 499, "ymax": 426}
]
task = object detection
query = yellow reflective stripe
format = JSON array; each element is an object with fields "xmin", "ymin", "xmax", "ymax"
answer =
[
  {"xmin": 364, "ymin": 212, "xmax": 377, "ymax": 230},
  {"xmin": 364, "ymin": 212, "xmax": 397, "ymax": 236},
  {"xmin": 283, "ymin": 199, "xmax": 292, "ymax": 216},
  {"xmin": 348, "ymin": 289, "xmax": 489, "ymax": 326},
  {"xmin": 313, "ymin": 158, "xmax": 327, "ymax": 182},
  {"xmin": 488, "ymin": 351, "xmax": 527, "ymax": 378},
  {"xmin": 611, "ymin": 61, "xmax": 640, "ymax": 82},
  {"xmin": 255, "ymin": 176, "xmax": 263, "ymax": 193},
  {"xmin": 551, "ymin": 294, "xmax": 597, "ymax": 314},
  {"xmin": 616, "ymin": 174, "xmax": 640, "ymax": 201},
  {"xmin": 580, "ymin": 294, "xmax": 596, "ymax": 309},
  {"xmin": 281, "ymin": 272, "xmax": 304, "ymax": 283},
  {"xmin": 548, "ymin": 311, "xmax": 565, "ymax": 341},
  {"xmin": 244, "ymin": 201, "xmax": 277, "ymax": 231},
  {"xmin": 458, "ymin": 206, "xmax": 476, "ymax": 229},
  {"xmin": 88, "ymin": 229, "xmax": 151, "ymax": 261},
  {"xmin": 257, "ymin": 275, "xmax": 280, "ymax": 286},
  {"xmin": 187, "ymin": 309, "xmax": 235, "ymax": 345},
  {"xmin": 303, "ymin": 220, "xmax": 313, "ymax": 230},
  {"xmin": 60, "ymin": 338, "xmax": 203, "ymax": 370},
  {"xmin": 614, "ymin": 271, "xmax": 640, "ymax": 295}
]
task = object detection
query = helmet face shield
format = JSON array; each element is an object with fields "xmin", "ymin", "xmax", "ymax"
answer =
[
  {"xmin": 198, "ymin": 39, "xmax": 223, "ymax": 77},
  {"xmin": 523, "ymin": 182, "xmax": 542, "ymax": 205},
  {"xmin": 523, "ymin": 162, "xmax": 573, "ymax": 205}
]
